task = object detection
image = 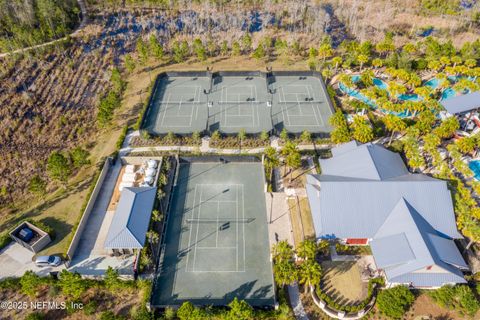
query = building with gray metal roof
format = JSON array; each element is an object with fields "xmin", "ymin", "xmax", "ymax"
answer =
[
  {"xmin": 104, "ymin": 187, "xmax": 157, "ymax": 250},
  {"xmin": 306, "ymin": 141, "xmax": 468, "ymax": 288},
  {"xmin": 440, "ymin": 91, "xmax": 480, "ymax": 115}
]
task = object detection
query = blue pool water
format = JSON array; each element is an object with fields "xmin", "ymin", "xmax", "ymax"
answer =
[
  {"xmin": 425, "ymin": 78, "xmax": 440, "ymax": 90},
  {"xmin": 441, "ymin": 88, "xmax": 457, "ymax": 100},
  {"xmin": 398, "ymin": 94, "xmax": 421, "ymax": 102},
  {"xmin": 351, "ymin": 75, "xmax": 361, "ymax": 83},
  {"xmin": 469, "ymin": 160, "xmax": 480, "ymax": 180},
  {"xmin": 373, "ymin": 78, "xmax": 388, "ymax": 90}
]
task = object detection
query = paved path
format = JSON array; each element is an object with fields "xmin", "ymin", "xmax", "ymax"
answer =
[
  {"xmin": 0, "ymin": 0, "xmax": 88, "ymax": 58},
  {"xmin": 265, "ymin": 193, "xmax": 294, "ymax": 246},
  {"xmin": 288, "ymin": 283, "xmax": 309, "ymax": 320}
]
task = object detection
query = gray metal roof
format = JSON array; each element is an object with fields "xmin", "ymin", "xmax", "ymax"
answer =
[
  {"xmin": 307, "ymin": 141, "xmax": 467, "ymax": 287},
  {"xmin": 440, "ymin": 91, "xmax": 480, "ymax": 114},
  {"xmin": 320, "ymin": 142, "xmax": 408, "ymax": 180},
  {"xmin": 389, "ymin": 272, "xmax": 466, "ymax": 287},
  {"xmin": 307, "ymin": 176, "xmax": 460, "ymax": 239},
  {"xmin": 104, "ymin": 187, "xmax": 157, "ymax": 249},
  {"xmin": 370, "ymin": 233, "xmax": 416, "ymax": 268},
  {"xmin": 371, "ymin": 198, "xmax": 466, "ymax": 282}
]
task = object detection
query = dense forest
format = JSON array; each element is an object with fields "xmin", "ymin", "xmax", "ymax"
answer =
[{"xmin": 0, "ymin": 0, "xmax": 81, "ymax": 52}]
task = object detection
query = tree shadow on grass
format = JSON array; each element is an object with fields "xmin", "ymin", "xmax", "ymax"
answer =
[
  {"xmin": 37, "ymin": 217, "xmax": 72, "ymax": 255},
  {"xmin": 0, "ymin": 175, "xmax": 93, "ymax": 235}
]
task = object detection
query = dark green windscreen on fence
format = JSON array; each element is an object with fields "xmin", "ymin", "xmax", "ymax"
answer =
[
  {"xmin": 152, "ymin": 161, "xmax": 275, "ymax": 307},
  {"xmin": 142, "ymin": 71, "xmax": 334, "ymax": 136}
]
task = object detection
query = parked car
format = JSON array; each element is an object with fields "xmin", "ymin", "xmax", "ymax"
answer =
[{"xmin": 35, "ymin": 255, "xmax": 62, "ymax": 267}]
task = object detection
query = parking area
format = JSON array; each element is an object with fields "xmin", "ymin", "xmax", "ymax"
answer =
[{"xmin": 0, "ymin": 242, "xmax": 65, "ymax": 279}]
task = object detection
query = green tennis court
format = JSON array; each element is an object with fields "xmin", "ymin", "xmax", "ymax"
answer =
[
  {"xmin": 270, "ymin": 75, "xmax": 334, "ymax": 135},
  {"xmin": 208, "ymin": 75, "xmax": 273, "ymax": 134},
  {"xmin": 142, "ymin": 75, "xmax": 209, "ymax": 135},
  {"xmin": 152, "ymin": 158, "xmax": 275, "ymax": 307}
]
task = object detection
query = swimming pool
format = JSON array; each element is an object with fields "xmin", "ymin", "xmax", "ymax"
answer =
[
  {"xmin": 398, "ymin": 94, "xmax": 421, "ymax": 102},
  {"xmin": 441, "ymin": 88, "xmax": 457, "ymax": 100},
  {"xmin": 373, "ymin": 78, "xmax": 388, "ymax": 90},
  {"xmin": 469, "ymin": 160, "xmax": 480, "ymax": 180},
  {"xmin": 425, "ymin": 78, "xmax": 440, "ymax": 90}
]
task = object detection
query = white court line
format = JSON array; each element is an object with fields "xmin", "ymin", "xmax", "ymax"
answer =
[
  {"xmin": 192, "ymin": 187, "xmax": 204, "ymax": 272},
  {"xmin": 236, "ymin": 185, "xmax": 239, "ymax": 271},
  {"xmin": 242, "ymin": 184, "xmax": 246, "ymax": 272},
  {"xmin": 195, "ymin": 246, "xmax": 237, "ymax": 249},
  {"xmin": 185, "ymin": 184, "xmax": 198, "ymax": 272},
  {"xmin": 187, "ymin": 270, "xmax": 246, "ymax": 273},
  {"xmin": 216, "ymin": 199, "xmax": 220, "ymax": 247},
  {"xmin": 160, "ymin": 93, "xmax": 171, "ymax": 127},
  {"xmin": 311, "ymin": 104, "xmax": 322, "ymax": 126}
]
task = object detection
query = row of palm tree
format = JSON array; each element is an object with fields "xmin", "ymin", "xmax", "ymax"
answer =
[{"xmin": 272, "ymin": 240, "xmax": 323, "ymax": 294}]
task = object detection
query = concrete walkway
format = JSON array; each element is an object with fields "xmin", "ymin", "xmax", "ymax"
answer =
[
  {"xmin": 265, "ymin": 193, "xmax": 294, "ymax": 246},
  {"xmin": 288, "ymin": 283, "xmax": 309, "ymax": 320}
]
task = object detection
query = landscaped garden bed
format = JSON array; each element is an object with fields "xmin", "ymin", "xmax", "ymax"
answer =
[
  {"xmin": 131, "ymin": 134, "xmax": 201, "ymax": 147},
  {"xmin": 209, "ymin": 136, "xmax": 270, "ymax": 149},
  {"xmin": 335, "ymin": 243, "xmax": 372, "ymax": 255}
]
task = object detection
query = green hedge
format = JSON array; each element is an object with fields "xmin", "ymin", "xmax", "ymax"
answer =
[
  {"xmin": 0, "ymin": 232, "xmax": 12, "ymax": 251},
  {"xmin": 316, "ymin": 277, "xmax": 384, "ymax": 313}
]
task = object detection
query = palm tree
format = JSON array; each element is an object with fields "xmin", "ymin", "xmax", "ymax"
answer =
[
  {"xmin": 387, "ymin": 82, "xmax": 407, "ymax": 101},
  {"xmin": 298, "ymin": 260, "xmax": 322, "ymax": 293},
  {"xmin": 273, "ymin": 260, "xmax": 298, "ymax": 287},
  {"xmin": 352, "ymin": 116, "xmax": 374, "ymax": 143},
  {"xmin": 272, "ymin": 240, "xmax": 294, "ymax": 263},
  {"xmin": 372, "ymin": 58, "xmax": 384, "ymax": 69},
  {"xmin": 357, "ymin": 54, "xmax": 369, "ymax": 71},
  {"xmin": 264, "ymin": 146, "xmax": 280, "ymax": 180},
  {"xmin": 238, "ymin": 129, "xmax": 247, "ymax": 150},
  {"xmin": 281, "ymin": 141, "xmax": 301, "ymax": 183},
  {"xmin": 146, "ymin": 230, "xmax": 160, "ymax": 255},
  {"xmin": 332, "ymin": 56, "xmax": 342, "ymax": 73},
  {"xmin": 297, "ymin": 240, "xmax": 317, "ymax": 260},
  {"xmin": 383, "ymin": 114, "xmax": 406, "ymax": 145}
]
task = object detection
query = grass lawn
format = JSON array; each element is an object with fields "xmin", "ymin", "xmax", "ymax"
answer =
[
  {"xmin": 288, "ymin": 198, "xmax": 303, "ymax": 247},
  {"xmin": 288, "ymin": 196, "xmax": 315, "ymax": 246},
  {"xmin": 320, "ymin": 261, "xmax": 367, "ymax": 305}
]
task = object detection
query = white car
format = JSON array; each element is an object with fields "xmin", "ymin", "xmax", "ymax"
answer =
[{"xmin": 35, "ymin": 255, "xmax": 62, "ymax": 267}]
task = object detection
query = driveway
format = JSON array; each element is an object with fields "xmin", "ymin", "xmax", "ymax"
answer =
[{"xmin": 0, "ymin": 242, "xmax": 65, "ymax": 279}]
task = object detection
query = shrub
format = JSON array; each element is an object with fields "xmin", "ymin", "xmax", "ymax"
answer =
[
  {"xmin": 376, "ymin": 286, "xmax": 415, "ymax": 319},
  {"xmin": 0, "ymin": 277, "xmax": 21, "ymax": 290},
  {"xmin": 0, "ymin": 232, "xmax": 12, "ymax": 251},
  {"xmin": 164, "ymin": 307, "xmax": 176, "ymax": 320},
  {"xmin": 58, "ymin": 270, "xmax": 87, "ymax": 300},
  {"xmin": 83, "ymin": 300, "xmax": 98, "ymax": 316},
  {"xmin": 25, "ymin": 312, "xmax": 46, "ymax": 320},
  {"xmin": 20, "ymin": 271, "xmax": 42, "ymax": 297},
  {"xmin": 430, "ymin": 285, "xmax": 480, "ymax": 316},
  {"xmin": 116, "ymin": 126, "xmax": 129, "ymax": 150}
]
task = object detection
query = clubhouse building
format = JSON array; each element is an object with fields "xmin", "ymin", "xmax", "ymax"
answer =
[{"xmin": 306, "ymin": 141, "xmax": 469, "ymax": 288}]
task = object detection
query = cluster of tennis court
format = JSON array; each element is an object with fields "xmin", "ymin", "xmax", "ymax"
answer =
[
  {"xmin": 151, "ymin": 157, "xmax": 275, "ymax": 307},
  {"xmin": 141, "ymin": 71, "xmax": 335, "ymax": 136}
]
